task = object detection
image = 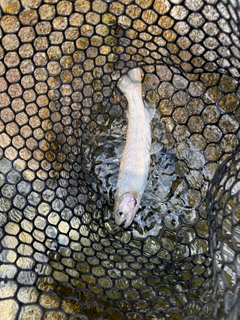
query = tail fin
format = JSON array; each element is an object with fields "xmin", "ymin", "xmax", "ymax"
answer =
[{"xmin": 117, "ymin": 68, "xmax": 142, "ymax": 95}]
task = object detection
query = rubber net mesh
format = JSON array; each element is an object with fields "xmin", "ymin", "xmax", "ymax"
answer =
[{"xmin": 0, "ymin": 0, "xmax": 240, "ymax": 319}]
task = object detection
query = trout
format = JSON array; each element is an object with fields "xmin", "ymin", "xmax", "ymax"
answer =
[{"xmin": 114, "ymin": 68, "xmax": 152, "ymax": 228}]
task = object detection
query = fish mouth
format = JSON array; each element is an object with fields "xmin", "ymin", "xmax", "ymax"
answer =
[
  {"xmin": 123, "ymin": 219, "xmax": 132, "ymax": 228},
  {"xmin": 115, "ymin": 214, "xmax": 128, "ymax": 229},
  {"xmin": 116, "ymin": 219, "xmax": 130, "ymax": 229},
  {"xmin": 122, "ymin": 218, "xmax": 130, "ymax": 229},
  {"xmin": 115, "ymin": 212, "xmax": 133, "ymax": 229},
  {"xmin": 114, "ymin": 213, "xmax": 127, "ymax": 228}
]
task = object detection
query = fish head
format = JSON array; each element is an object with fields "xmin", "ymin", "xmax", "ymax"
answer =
[{"xmin": 114, "ymin": 192, "xmax": 138, "ymax": 228}]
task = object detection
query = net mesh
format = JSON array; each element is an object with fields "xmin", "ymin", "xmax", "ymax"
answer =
[{"xmin": 0, "ymin": 0, "xmax": 240, "ymax": 319}]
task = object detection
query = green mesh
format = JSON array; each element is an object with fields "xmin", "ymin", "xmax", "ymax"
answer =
[{"xmin": 0, "ymin": 0, "xmax": 240, "ymax": 319}]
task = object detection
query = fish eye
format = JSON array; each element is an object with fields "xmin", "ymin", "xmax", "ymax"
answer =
[{"xmin": 117, "ymin": 210, "xmax": 123, "ymax": 217}]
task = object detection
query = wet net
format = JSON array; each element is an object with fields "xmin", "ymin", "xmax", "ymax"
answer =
[{"xmin": 0, "ymin": 0, "xmax": 240, "ymax": 319}]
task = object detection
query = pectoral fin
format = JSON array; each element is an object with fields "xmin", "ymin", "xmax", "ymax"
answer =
[
  {"xmin": 145, "ymin": 104, "xmax": 155, "ymax": 121},
  {"xmin": 150, "ymin": 141, "xmax": 163, "ymax": 155}
]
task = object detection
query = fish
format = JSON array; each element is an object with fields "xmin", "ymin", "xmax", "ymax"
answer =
[{"xmin": 114, "ymin": 67, "xmax": 152, "ymax": 228}]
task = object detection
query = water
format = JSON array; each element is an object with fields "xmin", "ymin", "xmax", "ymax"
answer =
[{"xmin": 88, "ymin": 97, "xmax": 205, "ymax": 252}]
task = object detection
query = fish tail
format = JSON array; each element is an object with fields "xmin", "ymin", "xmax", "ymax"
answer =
[{"xmin": 118, "ymin": 67, "xmax": 142, "ymax": 94}]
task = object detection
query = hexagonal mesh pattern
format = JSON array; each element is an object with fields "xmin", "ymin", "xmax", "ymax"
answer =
[
  {"xmin": 207, "ymin": 146, "xmax": 240, "ymax": 320},
  {"xmin": 0, "ymin": 0, "xmax": 240, "ymax": 319}
]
